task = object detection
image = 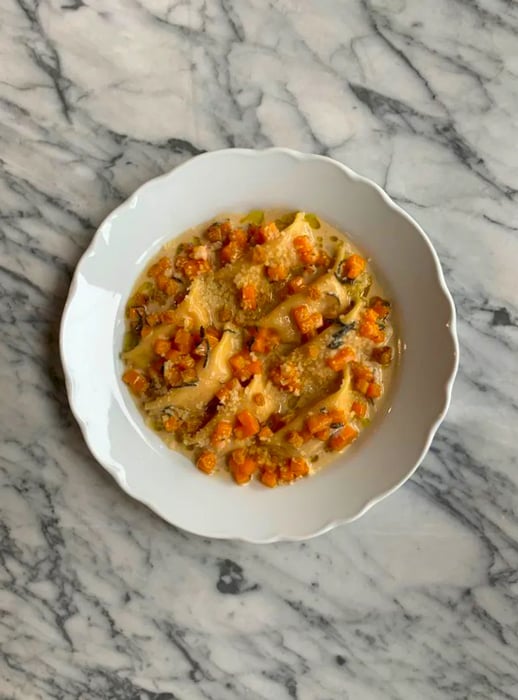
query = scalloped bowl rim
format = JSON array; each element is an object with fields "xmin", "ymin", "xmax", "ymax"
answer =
[{"xmin": 60, "ymin": 148, "xmax": 459, "ymax": 543}]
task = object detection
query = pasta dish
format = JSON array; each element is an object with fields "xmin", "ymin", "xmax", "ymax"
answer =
[{"xmin": 121, "ymin": 210, "xmax": 396, "ymax": 487}]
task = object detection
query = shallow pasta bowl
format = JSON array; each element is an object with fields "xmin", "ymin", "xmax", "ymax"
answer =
[{"xmin": 60, "ymin": 148, "xmax": 458, "ymax": 542}]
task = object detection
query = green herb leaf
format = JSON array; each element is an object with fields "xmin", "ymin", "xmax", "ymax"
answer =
[
  {"xmin": 240, "ymin": 210, "xmax": 264, "ymax": 226},
  {"xmin": 122, "ymin": 331, "xmax": 139, "ymax": 353},
  {"xmin": 275, "ymin": 212, "xmax": 297, "ymax": 230},
  {"xmin": 137, "ymin": 281, "xmax": 154, "ymax": 297},
  {"xmin": 149, "ymin": 416, "xmax": 164, "ymax": 431},
  {"xmin": 304, "ymin": 213, "xmax": 321, "ymax": 229},
  {"xmin": 361, "ymin": 274, "xmax": 372, "ymax": 298},
  {"xmin": 327, "ymin": 323, "xmax": 355, "ymax": 349}
]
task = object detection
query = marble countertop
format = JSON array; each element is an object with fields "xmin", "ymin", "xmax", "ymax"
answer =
[{"xmin": 2, "ymin": 0, "xmax": 518, "ymax": 698}]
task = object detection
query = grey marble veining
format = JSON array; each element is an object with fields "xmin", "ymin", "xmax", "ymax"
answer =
[{"xmin": 1, "ymin": 0, "xmax": 518, "ymax": 698}]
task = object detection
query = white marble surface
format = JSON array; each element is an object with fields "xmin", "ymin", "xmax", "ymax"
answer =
[{"xmin": 1, "ymin": 0, "xmax": 518, "ymax": 697}]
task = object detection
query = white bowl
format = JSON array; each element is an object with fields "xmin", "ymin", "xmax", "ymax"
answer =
[{"xmin": 60, "ymin": 148, "xmax": 458, "ymax": 542}]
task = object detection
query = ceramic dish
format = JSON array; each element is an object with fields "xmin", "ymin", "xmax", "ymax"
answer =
[{"xmin": 60, "ymin": 148, "xmax": 458, "ymax": 542}]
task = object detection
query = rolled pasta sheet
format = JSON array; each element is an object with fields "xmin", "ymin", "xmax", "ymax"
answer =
[
  {"xmin": 259, "ymin": 272, "xmax": 351, "ymax": 342},
  {"xmin": 123, "ymin": 277, "xmax": 213, "ymax": 370},
  {"xmin": 259, "ymin": 212, "xmax": 315, "ymax": 268},
  {"xmin": 333, "ymin": 242, "xmax": 373, "ymax": 300},
  {"xmin": 271, "ymin": 366, "xmax": 353, "ymax": 460},
  {"xmin": 214, "ymin": 212, "xmax": 318, "ymax": 323},
  {"xmin": 144, "ymin": 328, "xmax": 241, "ymax": 413},
  {"xmin": 186, "ymin": 374, "xmax": 279, "ymax": 452},
  {"xmin": 189, "ymin": 325, "xmax": 348, "ymax": 450}
]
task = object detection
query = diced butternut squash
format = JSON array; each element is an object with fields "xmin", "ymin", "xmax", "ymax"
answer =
[
  {"xmin": 220, "ymin": 241, "xmax": 244, "ymax": 265},
  {"xmin": 270, "ymin": 361, "xmax": 301, "ymax": 394},
  {"xmin": 287, "ymin": 431, "xmax": 305, "ymax": 448},
  {"xmin": 157, "ymin": 275, "xmax": 180, "ymax": 296},
  {"xmin": 146, "ymin": 312, "xmax": 161, "ymax": 327},
  {"xmin": 329, "ymin": 408, "xmax": 347, "ymax": 424},
  {"xmin": 160, "ymin": 309, "xmax": 178, "ymax": 324},
  {"xmin": 370, "ymin": 296, "xmax": 391, "ymax": 319},
  {"xmin": 326, "ymin": 346, "xmax": 355, "ymax": 371},
  {"xmin": 306, "ymin": 412, "xmax": 333, "ymax": 435},
  {"xmin": 174, "ymin": 328, "xmax": 194, "ymax": 354},
  {"xmin": 148, "ymin": 256, "xmax": 172, "ymax": 279},
  {"xmin": 229, "ymin": 228, "xmax": 248, "ymax": 246},
  {"xmin": 315, "ymin": 428, "xmax": 331, "ymax": 441},
  {"xmin": 292, "ymin": 305, "xmax": 324, "ymax": 335},
  {"xmin": 229, "ymin": 350, "xmax": 262, "ymax": 383},
  {"xmin": 202, "ymin": 327, "xmax": 220, "ymax": 350},
  {"xmin": 366, "ymin": 382, "xmax": 382, "ymax": 399},
  {"xmin": 229, "ymin": 449, "xmax": 257, "ymax": 484},
  {"xmin": 232, "ymin": 469, "xmax": 251, "ymax": 486},
  {"xmin": 252, "ymin": 246, "xmax": 267, "ymax": 263},
  {"xmin": 329, "ymin": 425, "xmax": 358, "ymax": 451},
  {"xmin": 154, "ymin": 338, "xmax": 172, "ymax": 358},
  {"xmin": 251, "ymin": 327, "xmax": 280, "ymax": 354},
  {"xmin": 176, "ymin": 257, "xmax": 211, "ymax": 280},
  {"xmin": 122, "ymin": 369, "xmax": 149, "ymax": 395},
  {"xmin": 290, "ymin": 457, "xmax": 309, "ymax": 477},
  {"xmin": 260, "ymin": 470, "xmax": 278, "ymax": 488},
  {"xmin": 266, "ymin": 264, "xmax": 288, "ymax": 282},
  {"xmin": 258, "ymin": 426, "xmax": 273, "ymax": 442},
  {"xmin": 362, "ymin": 308, "xmax": 378, "ymax": 323},
  {"xmin": 278, "ymin": 463, "xmax": 294, "ymax": 483},
  {"xmin": 352, "ymin": 362, "xmax": 376, "ymax": 393},
  {"xmin": 235, "ymin": 410, "xmax": 260, "ymax": 438},
  {"xmin": 341, "ymin": 254, "xmax": 365, "ymax": 280},
  {"xmin": 372, "ymin": 346, "xmax": 393, "ymax": 366},
  {"xmin": 163, "ymin": 363, "xmax": 181, "ymax": 387},
  {"xmin": 229, "ymin": 448, "xmax": 246, "ymax": 466},
  {"xmin": 294, "ymin": 236, "xmax": 318, "ymax": 265},
  {"xmin": 205, "ymin": 222, "xmax": 227, "ymax": 242},
  {"xmin": 240, "ymin": 458, "xmax": 258, "ymax": 476},
  {"xmin": 358, "ymin": 320, "xmax": 385, "ymax": 343},
  {"xmin": 250, "ymin": 222, "xmax": 279, "ymax": 245},
  {"xmin": 211, "ymin": 420, "xmax": 233, "ymax": 447},
  {"xmin": 162, "ymin": 415, "xmax": 181, "ymax": 432},
  {"xmin": 241, "ymin": 284, "xmax": 257, "ymax": 311},
  {"xmin": 351, "ymin": 400, "xmax": 367, "ymax": 418},
  {"xmin": 181, "ymin": 367, "xmax": 198, "ymax": 384},
  {"xmin": 216, "ymin": 378, "xmax": 239, "ymax": 404},
  {"xmin": 352, "ymin": 363, "xmax": 374, "ymax": 382},
  {"xmin": 355, "ymin": 378, "xmax": 369, "ymax": 395},
  {"xmin": 197, "ymin": 450, "xmax": 217, "ymax": 474}
]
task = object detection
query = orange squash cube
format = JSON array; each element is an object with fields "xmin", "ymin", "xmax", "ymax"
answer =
[
  {"xmin": 122, "ymin": 369, "xmax": 149, "ymax": 395},
  {"xmin": 329, "ymin": 425, "xmax": 358, "ymax": 451},
  {"xmin": 197, "ymin": 451, "xmax": 217, "ymax": 474},
  {"xmin": 326, "ymin": 346, "xmax": 355, "ymax": 371}
]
